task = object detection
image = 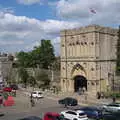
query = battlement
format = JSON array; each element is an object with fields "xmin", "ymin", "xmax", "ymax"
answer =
[{"xmin": 60, "ymin": 25, "xmax": 118, "ymax": 36}]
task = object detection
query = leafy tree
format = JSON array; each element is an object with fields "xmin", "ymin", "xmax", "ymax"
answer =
[
  {"xmin": 16, "ymin": 51, "xmax": 30, "ymax": 68},
  {"xmin": 116, "ymin": 26, "xmax": 120, "ymax": 75},
  {"xmin": 40, "ymin": 39, "xmax": 55, "ymax": 69},
  {"xmin": 36, "ymin": 71, "xmax": 51, "ymax": 89},
  {"xmin": 18, "ymin": 67, "xmax": 29, "ymax": 87},
  {"xmin": 16, "ymin": 39, "xmax": 55, "ymax": 69},
  {"xmin": 28, "ymin": 76, "xmax": 36, "ymax": 89}
]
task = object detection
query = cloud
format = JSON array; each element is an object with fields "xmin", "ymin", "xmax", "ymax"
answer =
[
  {"xmin": 56, "ymin": 0, "xmax": 120, "ymax": 26},
  {"xmin": 17, "ymin": 0, "xmax": 41, "ymax": 5},
  {"xmin": 0, "ymin": 11, "xmax": 81, "ymax": 54}
]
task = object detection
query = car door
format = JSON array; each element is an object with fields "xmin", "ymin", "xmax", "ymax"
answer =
[{"xmin": 65, "ymin": 111, "xmax": 77, "ymax": 120}]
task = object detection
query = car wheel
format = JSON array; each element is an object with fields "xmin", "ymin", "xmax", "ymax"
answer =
[
  {"xmin": 102, "ymin": 108, "xmax": 106, "ymax": 112},
  {"xmin": 61, "ymin": 114, "xmax": 64, "ymax": 118},
  {"xmin": 73, "ymin": 118, "xmax": 77, "ymax": 120}
]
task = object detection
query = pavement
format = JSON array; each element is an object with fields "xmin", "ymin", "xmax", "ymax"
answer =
[
  {"xmin": 0, "ymin": 90, "xmax": 83, "ymax": 120},
  {"xmin": 20, "ymin": 87, "xmax": 114, "ymax": 106}
]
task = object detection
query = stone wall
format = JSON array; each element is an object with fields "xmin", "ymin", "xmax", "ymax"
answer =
[{"xmin": 9, "ymin": 68, "xmax": 60, "ymax": 88}]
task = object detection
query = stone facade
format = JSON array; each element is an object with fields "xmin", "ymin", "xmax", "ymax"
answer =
[
  {"xmin": 0, "ymin": 56, "xmax": 13, "ymax": 85},
  {"xmin": 60, "ymin": 25, "xmax": 118, "ymax": 94}
]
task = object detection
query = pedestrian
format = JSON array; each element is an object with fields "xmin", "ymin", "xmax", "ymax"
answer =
[
  {"xmin": 30, "ymin": 93, "xmax": 35, "ymax": 107},
  {"xmin": 96, "ymin": 92, "xmax": 101, "ymax": 99},
  {"xmin": 64, "ymin": 100, "xmax": 68, "ymax": 109},
  {"xmin": 112, "ymin": 97, "xmax": 116, "ymax": 103}
]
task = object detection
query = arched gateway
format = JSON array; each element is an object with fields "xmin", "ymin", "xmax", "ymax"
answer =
[
  {"xmin": 72, "ymin": 64, "xmax": 87, "ymax": 92},
  {"xmin": 74, "ymin": 75, "xmax": 87, "ymax": 92}
]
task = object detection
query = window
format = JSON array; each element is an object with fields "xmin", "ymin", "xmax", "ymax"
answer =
[
  {"xmin": 66, "ymin": 111, "xmax": 77, "ymax": 115},
  {"xmin": 47, "ymin": 115, "xmax": 53, "ymax": 119},
  {"xmin": 32, "ymin": 92, "xmax": 36, "ymax": 94},
  {"xmin": 79, "ymin": 113, "xmax": 86, "ymax": 116},
  {"xmin": 91, "ymin": 42, "xmax": 94, "ymax": 45}
]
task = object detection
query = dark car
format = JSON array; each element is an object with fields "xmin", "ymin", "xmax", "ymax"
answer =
[
  {"xmin": 19, "ymin": 116, "xmax": 42, "ymax": 120},
  {"xmin": 58, "ymin": 97, "xmax": 78, "ymax": 106},
  {"xmin": 10, "ymin": 84, "xmax": 18, "ymax": 90},
  {"xmin": 102, "ymin": 111, "xmax": 120, "ymax": 120},
  {"xmin": 75, "ymin": 106, "xmax": 103, "ymax": 120}
]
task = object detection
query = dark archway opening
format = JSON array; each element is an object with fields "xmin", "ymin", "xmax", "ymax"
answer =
[{"xmin": 74, "ymin": 75, "xmax": 87, "ymax": 92}]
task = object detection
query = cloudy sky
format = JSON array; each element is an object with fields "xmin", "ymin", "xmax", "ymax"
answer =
[{"xmin": 0, "ymin": 0, "xmax": 119, "ymax": 55}]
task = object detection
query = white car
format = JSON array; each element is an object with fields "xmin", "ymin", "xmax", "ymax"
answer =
[
  {"xmin": 102, "ymin": 103, "xmax": 120, "ymax": 112},
  {"xmin": 60, "ymin": 110, "xmax": 88, "ymax": 120},
  {"xmin": 31, "ymin": 91, "xmax": 43, "ymax": 98}
]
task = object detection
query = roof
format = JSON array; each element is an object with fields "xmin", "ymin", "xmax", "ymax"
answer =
[{"xmin": 45, "ymin": 112, "xmax": 60, "ymax": 116}]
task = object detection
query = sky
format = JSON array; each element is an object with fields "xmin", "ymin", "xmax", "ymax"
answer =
[{"xmin": 0, "ymin": 0, "xmax": 120, "ymax": 56}]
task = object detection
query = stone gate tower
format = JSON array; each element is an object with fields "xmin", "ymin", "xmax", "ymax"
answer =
[{"xmin": 60, "ymin": 25, "xmax": 118, "ymax": 94}]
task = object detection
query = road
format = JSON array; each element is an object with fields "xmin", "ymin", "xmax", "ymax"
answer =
[{"xmin": 0, "ymin": 90, "xmax": 81, "ymax": 120}]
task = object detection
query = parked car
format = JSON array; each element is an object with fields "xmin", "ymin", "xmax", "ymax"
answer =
[
  {"xmin": 44, "ymin": 112, "xmax": 65, "ymax": 120},
  {"xmin": 3, "ymin": 87, "xmax": 12, "ymax": 92},
  {"xmin": 60, "ymin": 110, "xmax": 88, "ymax": 120},
  {"xmin": 75, "ymin": 106, "xmax": 103, "ymax": 120},
  {"xmin": 19, "ymin": 116, "xmax": 42, "ymax": 120},
  {"xmin": 102, "ymin": 103, "xmax": 120, "ymax": 112},
  {"xmin": 31, "ymin": 91, "xmax": 43, "ymax": 99},
  {"xmin": 10, "ymin": 84, "xmax": 18, "ymax": 90},
  {"xmin": 102, "ymin": 111, "xmax": 120, "ymax": 120},
  {"xmin": 58, "ymin": 97, "xmax": 78, "ymax": 106}
]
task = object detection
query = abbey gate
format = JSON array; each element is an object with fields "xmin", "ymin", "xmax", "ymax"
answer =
[{"xmin": 60, "ymin": 25, "xmax": 118, "ymax": 94}]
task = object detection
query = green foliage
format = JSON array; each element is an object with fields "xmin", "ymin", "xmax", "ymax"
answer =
[
  {"xmin": 18, "ymin": 67, "xmax": 29, "ymax": 87},
  {"xmin": 37, "ymin": 71, "xmax": 51, "ymax": 89},
  {"xmin": 40, "ymin": 39, "xmax": 55, "ymax": 69},
  {"xmin": 28, "ymin": 76, "xmax": 36, "ymax": 87},
  {"xmin": 16, "ymin": 39, "xmax": 55, "ymax": 69},
  {"xmin": 111, "ymin": 93, "xmax": 120, "ymax": 98}
]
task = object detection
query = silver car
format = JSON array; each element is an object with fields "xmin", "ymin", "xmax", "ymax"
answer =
[{"xmin": 102, "ymin": 103, "xmax": 120, "ymax": 112}]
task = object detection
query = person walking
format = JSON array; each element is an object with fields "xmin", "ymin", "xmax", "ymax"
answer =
[{"xmin": 30, "ymin": 93, "xmax": 35, "ymax": 107}]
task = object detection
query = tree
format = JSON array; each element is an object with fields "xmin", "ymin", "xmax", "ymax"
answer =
[
  {"xmin": 36, "ymin": 70, "xmax": 51, "ymax": 89},
  {"xmin": 16, "ymin": 51, "xmax": 31, "ymax": 68},
  {"xmin": 28, "ymin": 76, "xmax": 36, "ymax": 89},
  {"xmin": 16, "ymin": 39, "xmax": 55, "ymax": 69},
  {"xmin": 116, "ymin": 26, "xmax": 120, "ymax": 75},
  {"xmin": 40, "ymin": 39, "xmax": 55, "ymax": 69},
  {"xmin": 18, "ymin": 67, "xmax": 29, "ymax": 88}
]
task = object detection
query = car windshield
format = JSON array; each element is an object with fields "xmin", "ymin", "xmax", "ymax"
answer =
[
  {"xmin": 32, "ymin": 92, "xmax": 37, "ymax": 94},
  {"xmin": 38, "ymin": 92, "xmax": 42, "ymax": 95},
  {"xmin": 79, "ymin": 113, "xmax": 86, "ymax": 116},
  {"xmin": 56, "ymin": 115, "xmax": 64, "ymax": 120}
]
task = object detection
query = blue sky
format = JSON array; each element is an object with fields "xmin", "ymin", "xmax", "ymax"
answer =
[{"xmin": 0, "ymin": 0, "xmax": 119, "ymax": 56}]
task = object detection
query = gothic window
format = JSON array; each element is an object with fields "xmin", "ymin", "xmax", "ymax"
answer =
[
  {"xmin": 71, "ymin": 36, "xmax": 74, "ymax": 39},
  {"xmin": 91, "ymin": 82, "xmax": 95, "ymax": 85},
  {"xmin": 91, "ymin": 42, "xmax": 94, "ymax": 45},
  {"xmin": 62, "ymin": 67, "xmax": 65, "ymax": 70},
  {"xmin": 81, "ymin": 42, "xmax": 83, "ymax": 45},
  {"xmin": 84, "ymin": 42, "xmax": 87, "ymax": 45},
  {"xmin": 91, "ymin": 68, "xmax": 94, "ymax": 71},
  {"xmin": 62, "ymin": 44, "xmax": 64, "ymax": 47},
  {"xmin": 76, "ymin": 41, "xmax": 80, "ymax": 45}
]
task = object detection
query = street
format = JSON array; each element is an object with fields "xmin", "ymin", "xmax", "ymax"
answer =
[{"xmin": 0, "ymin": 90, "xmax": 79, "ymax": 120}]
